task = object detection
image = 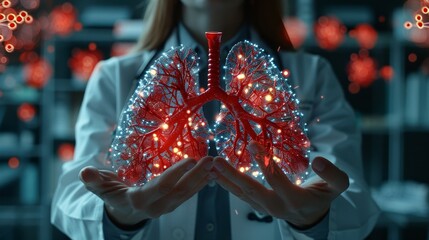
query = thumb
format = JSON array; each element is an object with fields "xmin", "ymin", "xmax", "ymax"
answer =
[
  {"xmin": 311, "ymin": 157, "xmax": 349, "ymax": 193},
  {"xmin": 79, "ymin": 166, "xmax": 104, "ymax": 190}
]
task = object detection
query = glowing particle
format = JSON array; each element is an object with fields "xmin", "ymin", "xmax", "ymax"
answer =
[
  {"xmin": 154, "ymin": 163, "xmax": 160, "ymax": 168},
  {"xmin": 237, "ymin": 73, "xmax": 246, "ymax": 80},
  {"xmin": 277, "ymin": 129, "xmax": 282, "ymax": 133},
  {"xmin": 295, "ymin": 179, "xmax": 302, "ymax": 185},
  {"xmin": 416, "ymin": 14, "xmax": 423, "ymax": 22},
  {"xmin": 184, "ymin": 154, "xmax": 189, "ymax": 158},
  {"xmin": 252, "ymin": 171, "xmax": 260, "ymax": 177},
  {"xmin": 161, "ymin": 123, "xmax": 169, "ymax": 130},
  {"xmin": 236, "ymin": 150, "xmax": 242, "ymax": 155},
  {"xmin": 239, "ymin": 167, "xmax": 245, "ymax": 172},
  {"xmin": 177, "ymin": 141, "xmax": 182, "ymax": 146},
  {"xmin": 186, "ymin": 110, "xmax": 191, "ymax": 114},
  {"xmin": 282, "ymin": 69, "xmax": 289, "ymax": 77},
  {"xmin": 173, "ymin": 147, "xmax": 179, "ymax": 153},
  {"xmin": 149, "ymin": 69, "xmax": 157, "ymax": 76},
  {"xmin": 265, "ymin": 94, "xmax": 273, "ymax": 102},
  {"xmin": 404, "ymin": 21, "xmax": 413, "ymax": 29},
  {"xmin": 238, "ymin": 54, "xmax": 243, "ymax": 59}
]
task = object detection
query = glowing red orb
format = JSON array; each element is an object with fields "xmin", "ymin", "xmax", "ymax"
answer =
[
  {"xmin": 314, "ymin": 16, "xmax": 347, "ymax": 50},
  {"xmin": 17, "ymin": 103, "xmax": 36, "ymax": 122},
  {"xmin": 48, "ymin": 3, "xmax": 78, "ymax": 36},
  {"xmin": 58, "ymin": 143, "xmax": 75, "ymax": 162},
  {"xmin": 379, "ymin": 65, "xmax": 394, "ymax": 81},
  {"xmin": 24, "ymin": 57, "xmax": 52, "ymax": 89},
  {"xmin": 68, "ymin": 46, "xmax": 103, "ymax": 81},
  {"xmin": 283, "ymin": 17, "xmax": 308, "ymax": 49},
  {"xmin": 8, "ymin": 157, "xmax": 19, "ymax": 169},
  {"xmin": 347, "ymin": 52, "xmax": 378, "ymax": 87},
  {"xmin": 349, "ymin": 24, "xmax": 378, "ymax": 49}
]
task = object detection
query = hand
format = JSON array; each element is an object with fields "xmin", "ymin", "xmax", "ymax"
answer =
[
  {"xmin": 79, "ymin": 156, "xmax": 215, "ymax": 228},
  {"xmin": 213, "ymin": 142, "xmax": 349, "ymax": 228}
]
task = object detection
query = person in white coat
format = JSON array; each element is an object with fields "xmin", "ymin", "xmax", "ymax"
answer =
[{"xmin": 51, "ymin": 0, "xmax": 380, "ymax": 239}]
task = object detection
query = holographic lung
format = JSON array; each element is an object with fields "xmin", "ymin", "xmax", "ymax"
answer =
[{"xmin": 109, "ymin": 32, "xmax": 310, "ymax": 186}]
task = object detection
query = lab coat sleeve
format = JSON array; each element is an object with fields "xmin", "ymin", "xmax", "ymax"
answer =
[
  {"xmin": 50, "ymin": 59, "xmax": 145, "ymax": 239},
  {"xmin": 278, "ymin": 57, "xmax": 380, "ymax": 240}
]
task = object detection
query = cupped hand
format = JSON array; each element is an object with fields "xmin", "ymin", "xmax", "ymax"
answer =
[
  {"xmin": 79, "ymin": 156, "xmax": 215, "ymax": 228},
  {"xmin": 213, "ymin": 142, "xmax": 349, "ymax": 228}
]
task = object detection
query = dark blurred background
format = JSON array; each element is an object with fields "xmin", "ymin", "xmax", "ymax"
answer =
[{"xmin": 0, "ymin": 0, "xmax": 428, "ymax": 239}]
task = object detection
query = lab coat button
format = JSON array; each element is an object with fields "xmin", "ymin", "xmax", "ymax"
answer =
[
  {"xmin": 172, "ymin": 228, "xmax": 185, "ymax": 240},
  {"xmin": 206, "ymin": 223, "xmax": 214, "ymax": 232}
]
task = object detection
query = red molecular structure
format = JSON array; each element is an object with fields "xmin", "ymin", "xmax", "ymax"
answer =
[
  {"xmin": 48, "ymin": 2, "xmax": 79, "ymax": 36},
  {"xmin": 314, "ymin": 16, "xmax": 347, "ymax": 50},
  {"xmin": 349, "ymin": 24, "xmax": 378, "ymax": 49},
  {"xmin": 347, "ymin": 51, "xmax": 378, "ymax": 88},
  {"xmin": 404, "ymin": 4, "xmax": 429, "ymax": 30},
  {"xmin": 24, "ymin": 57, "xmax": 52, "ymax": 89},
  {"xmin": 69, "ymin": 44, "xmax": 103, "ymax": 82},
  {"xmin": 17, "ymin": 103, "xmax": 36, "ymax": 122},
  {"xmin": 0, "ymin": 0, "xmax": 33, "ymax": 53},
  {"xmin": 110, "ymin": 32, "xmax": 309, "ymax": 186}
]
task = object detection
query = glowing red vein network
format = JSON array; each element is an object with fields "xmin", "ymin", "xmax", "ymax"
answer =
[{"xmin": 109, "ymin": 32, "xmax": 310, "ymax": 186}]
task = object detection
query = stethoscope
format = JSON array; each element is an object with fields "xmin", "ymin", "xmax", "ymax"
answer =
[{"xmin": 132, "ymin": 25, "xmax": 286, "ymax": 224}]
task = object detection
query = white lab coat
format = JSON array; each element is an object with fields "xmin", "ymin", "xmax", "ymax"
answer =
[{"xmin": 51, "ymin": 27, "xmax": 380, "ymax": 240}]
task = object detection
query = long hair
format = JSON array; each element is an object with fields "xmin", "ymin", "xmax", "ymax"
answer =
[{"xmin": 135, "ymin": 0, "xmax": 294, "ymax": 51}]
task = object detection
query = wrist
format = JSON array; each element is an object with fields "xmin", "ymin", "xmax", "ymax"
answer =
[
  {"xmin": 104, "ymin": 204, "xmax": 149, "ymax": 231},
  {"xmin": 287, "ymin": 208, "xmax": 330, "ymax": 230}
]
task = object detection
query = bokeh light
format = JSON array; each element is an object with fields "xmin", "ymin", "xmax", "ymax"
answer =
[
  {"xmin": 314, "ymin": 16, "xmax": 347, "ymax": 50},
  {"xmin": 347, "ymin": 51, "xmax": 378, "ymax": 88},
  {"xmin": 349, "ymin": 24, "xmax": 378, "ymax": 49},
  {"xmin": 17, "ymin": 103, "xmax": 36, "ymax": 122},
  {"xmin": 24, "ymin": 57, "xmax": 53, "ymax": 89},
  {"xmin": 57, "ymin": 143, "xmax": 75, "ymax": 162},
  {"xmin": 68, "ymin": 44, "xmax": 104, "ymax": 82},
  {"xmin": 283, "ymin": 17, "xmax": 308, "ymax": 49},
  {"xmin": 8, "ymin": 157, "xmax": 19, "ymax": 169}
]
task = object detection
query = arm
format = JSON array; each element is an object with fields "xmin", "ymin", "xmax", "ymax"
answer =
[
  {"xmin": 51, "ymin": 57, "xmax": 215, "ymax": 240},
  {"xmin": 50, "ymin": 59, "xmax": 136, "ymax": 239},
  {"xmin": 284, "ymin": 57, "xmax": 380, "ymax": 239},
  {"xmin": 212, "ymin": 56, "xmax": 380, "ymax": 240}
]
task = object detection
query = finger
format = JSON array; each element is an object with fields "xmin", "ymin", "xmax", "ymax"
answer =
[
  {"xmin": 170, "ymin": 156, "xmax": 213, "ymax": 194},
  {"xmin": 132, "ymin": 158, "xmax": 197, "ymax": 204},
  {"xmin": 213, "ymin": 157, "xmax": 271, "ymax": 206},
  {"xmin": 312, "ymin": 157, "xmax": 349, "ymax": 194},
  {"xmin": 247, "ymin": 141, "xmax": 295, "ymax": 194},
  {"xmin": 215, "ymin": 171, "xmax": 267, "ymax": 213},
  {"xmin": 155, "ymin": 172, "xmax": 213, "ymax": 215},
  {"xmin": 79, "ymin": 167, "xmax": 127, "ymax": 200},
  {"xmin": 80, "ymin": 166, "xmax": 105, "ymax": 191},
  {"xmin": 154, "ymin": 156, "xmax": 213, "ymax": 204}
]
